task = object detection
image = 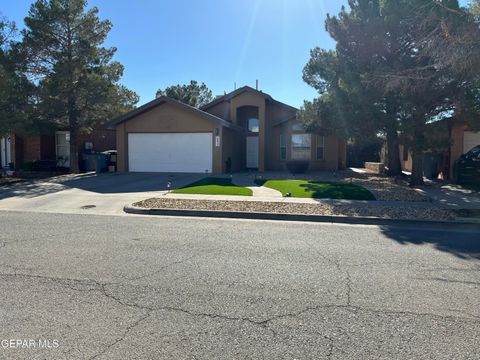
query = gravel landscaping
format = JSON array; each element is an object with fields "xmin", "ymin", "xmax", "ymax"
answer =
[
  {"xmin": 133, "ymin": 198, "xmax": 455, "ymax": 221},
  {"xmin": 0, "ymin": 177, "xmax": 26, "ymax": 186},
  {"xmin": 349, "ymin": 175, "xmax": 430, "ymax": 202}
]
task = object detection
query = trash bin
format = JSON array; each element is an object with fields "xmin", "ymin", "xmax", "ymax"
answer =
[
  {"xmin": 82, "ymin": 152, "xmax": 109, "ymax": 173},
  {"xmin": 93, "ymin": 153, "xmax": 109, "ymax": 173},
  {"xmin": 423, "ymin": 154, "xmax": 440, "ymax": 179}
]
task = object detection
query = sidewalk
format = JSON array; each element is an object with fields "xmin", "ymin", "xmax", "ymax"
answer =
[
  {"xmin": 161, "ymin": 191, "xmax": 439, "ymax": 208},
  {"xmin": 228, "ymin": 171, "xmax": 480, "ymax": 210},
  {"xmin": 419, "ymin": 184, "xmax": 480, "ymax": 209}
]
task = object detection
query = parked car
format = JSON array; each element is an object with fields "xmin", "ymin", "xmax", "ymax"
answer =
[{"xmin": 453, "ymin": 145, "xmax": 480, "ymax": 186}]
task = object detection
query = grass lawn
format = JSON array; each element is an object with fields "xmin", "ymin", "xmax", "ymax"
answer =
[
  {"xmin": 173, "ymin": 177, "xmax": 253, "ymax": 196},
  {"xmin": 255, "ymin": 179, "xmax": 375, "ymax": 200}
]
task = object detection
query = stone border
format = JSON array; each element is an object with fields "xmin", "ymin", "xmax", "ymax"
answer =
[{"xmin": 124, "ymin": 204, "xmax": 480, "ymax": 226}]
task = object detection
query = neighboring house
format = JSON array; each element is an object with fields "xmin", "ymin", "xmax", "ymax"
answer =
[
  {"xmin": 0, "ymin": 126, "xmax": 115, "ymax": 172},
  {"xmin": 111, "ymin": 86, "xmax": 347, "ymax": 173},
  {"xmin": 399, "ymin": 118, "xmax": 480, "ymax": 179}
]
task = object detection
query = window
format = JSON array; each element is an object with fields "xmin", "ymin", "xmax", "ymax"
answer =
[
  {"xmin": 316, "ymin": 135, "xmax": 324, "ymax": 160},
  {"xmin": 291, "ymin": 134, "xmax": 311, "ymax": 160},
  {"xmin": 403, "ymin": 146, "xmax": 409, "ymax": 161},
  {"xmin": 280, "ymin": 134, "xmax": 286, "ymax": 160},
  {"xmin": 248, "ymin": 118, "xmax": 259, "ymax": 133},
  {"xmin": 55, "ymin": 131, "xmax": 70, "ymax": 167},
  {"xmin": 291, "ymin": 122, "xmax": 304, "ymax": 131}
]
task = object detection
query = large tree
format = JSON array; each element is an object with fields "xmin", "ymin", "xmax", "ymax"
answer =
[
  {"xmin": 299, "ymin": 38, "xmax": 401, "ymax": 176},
  {"xmin": 156, "ymin": 80, "xmax": 213, "ymax": 108},
  {"xmin": 0, "ymin": 15, "xmax": 32, "ymax": 137},
  {"xmin": 300, "ymin": 0, "xmax": 480, "ymax": 185},
  {"xmin": 21, "ymin": 0, "xmax": 138, "ymax": 173},
  {"xmin": 376, "ymin": 0, "xmax": 480, "ymax": 184}
]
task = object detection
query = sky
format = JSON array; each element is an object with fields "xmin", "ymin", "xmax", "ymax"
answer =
[{"xmin": 1, "ymin": 0, "xmax": 471, "ymax": 108}]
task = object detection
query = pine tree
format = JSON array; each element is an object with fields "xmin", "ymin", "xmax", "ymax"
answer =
[{"xmin": 22, "ymin": 0, "xmax": 138, "ymax": 173}]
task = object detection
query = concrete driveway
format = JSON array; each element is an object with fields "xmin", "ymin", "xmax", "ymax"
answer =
[{"xmin": 0, "ymin": 172, "xmax": 203, "ymax": 215}]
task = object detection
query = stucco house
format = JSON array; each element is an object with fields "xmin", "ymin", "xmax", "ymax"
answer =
[
  {"xmin": 111, "ymin": 86, "xmax": 346, "ymax": 173},
  {"xmin": 399, "ymin": 118, "xmax": 480, "ymax": 179}
]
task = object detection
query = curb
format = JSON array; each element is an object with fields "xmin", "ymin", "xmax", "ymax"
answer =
[{"xmin": 123, "ymin": 205, "xmax": 480, "ymax": 227}]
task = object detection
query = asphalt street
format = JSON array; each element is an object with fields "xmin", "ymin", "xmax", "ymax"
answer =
[{"xmin": 0, "ymin": 211, "xmax": 479, "ymax": 359}]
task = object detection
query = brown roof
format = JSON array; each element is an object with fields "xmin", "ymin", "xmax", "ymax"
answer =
[
  {"xmin": 200, "ymin": 85, "xmax": 298, "ymax": 113},
  {"xmin": 107, "ymin": 96, "xmax": 242, "ymax": 131}
]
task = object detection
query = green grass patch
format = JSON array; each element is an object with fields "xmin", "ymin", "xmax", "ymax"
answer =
[
  {"xmin": 255, "ymin": 179, "xmax": 375, "ymax": 200},
  {"xmin": 173, "ymin": 177, "xmax": 252, "ymax": 196}
]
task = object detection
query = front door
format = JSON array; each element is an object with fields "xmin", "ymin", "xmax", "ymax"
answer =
[{"xmin": 246, "ymin": 136, "xmax": 259, "ymax": 169}]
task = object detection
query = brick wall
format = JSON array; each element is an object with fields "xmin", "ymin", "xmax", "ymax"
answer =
[
  {"xmin": 77, "ymin": 128, "xmax": 116, "ymax": 153},
  {"xmin": 23, "ymin": 135, "xmax": 42, "ymax": 162}
]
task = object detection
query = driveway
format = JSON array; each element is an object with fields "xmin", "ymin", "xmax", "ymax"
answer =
[{"xmin": 0, "ymin": 172, "xmax": 203, "ymax": 215}]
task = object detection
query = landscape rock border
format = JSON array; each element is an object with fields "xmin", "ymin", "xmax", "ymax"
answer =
[{"xmin": 125, "ymin": 198, "xmax": 479, "ymax": 226}]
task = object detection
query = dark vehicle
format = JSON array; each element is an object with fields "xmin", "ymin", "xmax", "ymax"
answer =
[{"xmin": 453, "ymin": 145, "xmax": 480, "ymax": 186}]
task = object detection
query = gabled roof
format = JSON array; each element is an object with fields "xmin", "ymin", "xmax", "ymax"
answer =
[
  {"xmin": 273, "ymin": 115, "xmax": 297, "ymax": 127},
  {"xmin": 200, "ymin": 85, "xmax": 298, "ymax": 113},
  {"xmin": 107, "ymin": 96, "xmax": 242, "ymax": 130}
]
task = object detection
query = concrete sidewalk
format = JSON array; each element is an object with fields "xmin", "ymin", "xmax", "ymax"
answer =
[
  {"xmin": 419, "ymin": 184, "xmax": 480, "ymax": 209},
  {"xmin": 161, "ymin": 191, "xmax": 439, "ymax": 208},
  {"xmin": 229, "ymin": 168, "xmax": 480, "ymax": 210},
  {"xmin": 1, "ymin": 171, "xmax": 478, "ymax": 218}
]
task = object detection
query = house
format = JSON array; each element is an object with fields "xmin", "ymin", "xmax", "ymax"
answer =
[
  {"xmin": 0, "ymin": 126, "xmax": 116, "ymax": 172},
  {"xmin": 399, "ymin": 118, "xmax": 480, "ymax": 179},
  {"xmin": 111, "ymin": 86, "xmax": 347, "ymax": 173}
]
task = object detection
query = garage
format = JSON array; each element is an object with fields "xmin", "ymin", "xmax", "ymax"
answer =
[
  {"xmin": 128, "ymin": 132, "xmax": 212, "ymax": 173},
  {"xmin": 463, "ymin": 131, "xmax": 480, "ymax": 153},
  {"xmin": 110, "ymin": 96, "xmax": 244, "ymax": 173}
]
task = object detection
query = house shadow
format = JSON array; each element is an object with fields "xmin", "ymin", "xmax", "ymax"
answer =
[{"xmin": 379, "ymin": 224, "xmax": 480, "ymax": 261}]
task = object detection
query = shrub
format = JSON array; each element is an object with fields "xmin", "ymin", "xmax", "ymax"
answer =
[{"xmin": 286, "ymin": 160, "xmax": 309, "ymax": 174}]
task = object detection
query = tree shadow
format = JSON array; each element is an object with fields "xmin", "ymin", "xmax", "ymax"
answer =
[
  {"xmin": 0, "ymin": 181, "xmax": 67, "ymax": 200},
  {"xmin": 0, "ymin": 173, "xmax": 203, "ymax": 200},
  {"xmin": 380, "ymin": 224, "xmax": 480, "ymax": 261},
  {"xmin": 300, "ymin": 181, "xmax": 376, "ymax": 200}
]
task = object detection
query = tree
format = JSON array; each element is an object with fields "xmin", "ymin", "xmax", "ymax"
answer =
[
  {"xmin": 469, "ymin": 0, "xmax": 480, "ymax": 17},
  {"xmin": 21, "ymin": 0, "xmax": 138, "ymax": 173},
  {"xmin": 0, "ymin": 15, "xmax": 32, "ymax": 137},
  {"xmin": 301, "ymin": 1, "xmax": 404, "ymax": 176},
  {"xmin": 376, "ymin": 0, "xmax": 480, "ymax": 185},
  {"xmin": 301, "ymin": 0, "xmax": 480, "ymax": 185},
  {"xmin": 156, "ymin": 80, "xmax": 213, "ymax": 108}
]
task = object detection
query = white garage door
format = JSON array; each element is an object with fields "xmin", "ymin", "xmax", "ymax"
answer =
[
  {"xmin": 128, "ymin": 133, "xmax": 212, "ymax": 173},
  {"xmin": 464, "ymin": 131, "xmax": 480, "ymax": 153}
]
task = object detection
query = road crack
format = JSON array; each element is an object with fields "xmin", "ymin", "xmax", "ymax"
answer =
[
  {"xmin": 88, "ymin": 311, "xmax": 152, "ymax": 360},
  {"xmin": 125, "ymin": 254, "xmax": 198, "ymax": 282}
]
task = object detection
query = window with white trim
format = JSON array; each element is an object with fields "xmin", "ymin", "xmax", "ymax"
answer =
[
  {"xmin": 248, "ymin": 118, "xmax": 259, "ymax": 133},
  {"xmin": 291, "ymin": 134, "xmax": 311, "ymax": 160},
  {"xmin": 316, "ymin": 135, "xmax": 324, "ymax": 160},
  {"xmin": 280, "ymin": 134, "xmax": 286, "ymax": 160}
]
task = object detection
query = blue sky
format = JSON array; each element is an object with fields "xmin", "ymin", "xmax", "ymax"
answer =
[{"xmin": 2, "ymin": 0, "xmax": 471, "ymax": 108}]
